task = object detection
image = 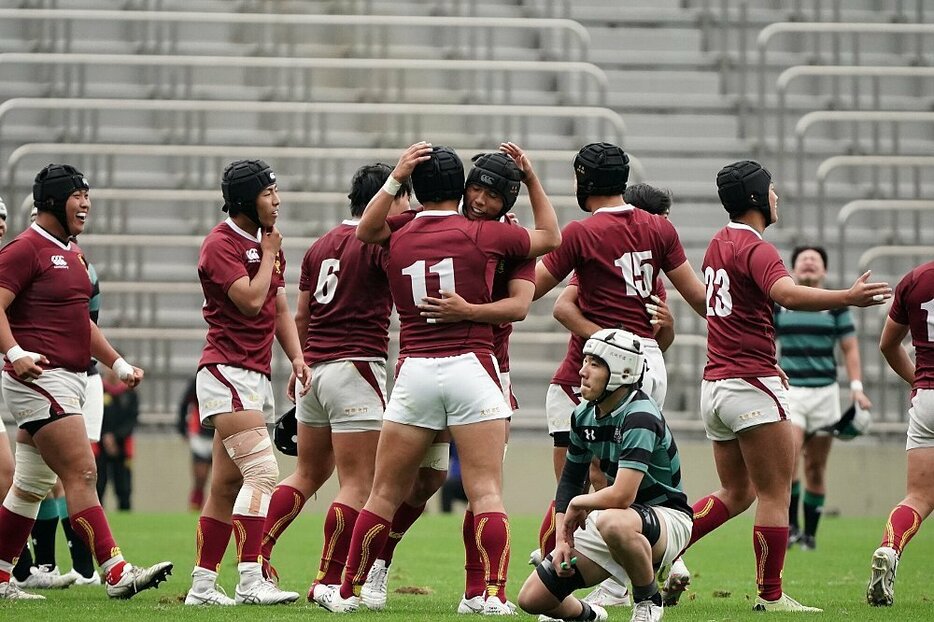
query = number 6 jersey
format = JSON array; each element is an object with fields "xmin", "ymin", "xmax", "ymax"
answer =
[{"xmin": 701, "ymin": 222, "xmax": 789, "ymax": 380}]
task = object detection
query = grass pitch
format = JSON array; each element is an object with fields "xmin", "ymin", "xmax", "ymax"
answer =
[{"xmin": 2, "ymin": 511, "xmax": 931, "ymax": 621}]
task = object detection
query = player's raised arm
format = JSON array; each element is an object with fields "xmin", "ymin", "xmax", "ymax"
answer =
[
  {"xmin": 357, "ymin": 141, "xmax": 431, "ymax": 244},
  {"xmin": 770, "ymin": 270, "xmax": 891, "ymax": 311},
  {"xmin": 500, "ymin": 142, "xmax": 561, "ymax": 257}
]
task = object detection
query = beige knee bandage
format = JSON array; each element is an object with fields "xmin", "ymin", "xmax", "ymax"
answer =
[
  {"xmin": 5, "ymin": 444, "xmax": 57, "ymax": 516},
  {"xmin": 223, "ymin": 427, "xmax": 279, "ymax": 517}
]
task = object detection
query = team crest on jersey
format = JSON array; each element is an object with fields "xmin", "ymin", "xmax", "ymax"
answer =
[
  {"xmin": 274, "ymin": 258, "xmax": 281, "ymax": 274},
  {"xmin": 245, "ymin": 248, "xmax": 260, "ymax": 263},
  {"xmin": 613, "ymin": 425, "xmax": 622, "ymax": 444},
  {"xmin": 50, "ymin": 254, "xmax": 68, "ymax": 269}
]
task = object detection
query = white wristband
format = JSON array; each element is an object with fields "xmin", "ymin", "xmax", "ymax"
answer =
[
  {"xmin": 6, "ymin": 345, "xmax": 28, "ymax": 362},
  {"xmin": 850, "ymin": 380, "xmax": 864, "ymax": 392},
  {"xmin": 112, "ymin": 357, "xmax": 134, "ymax": 380},
  {"xmin": 381, "ymin": 176, "xmax": 402, "ymax": 196},
  {"xmin": 6, "ymin": 345, "xmax": 42, "ymax": 364}
]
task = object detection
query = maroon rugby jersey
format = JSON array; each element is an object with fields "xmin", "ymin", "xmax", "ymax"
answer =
[
  {"xmin": 889, "ymin": 260, "xmax": 934, "ymax": 389},
  {"xmin": 550, "ymin": 274, "xmax": 668, "ymax": 386},
  {"xmin": 299, "ymin": 220, "xmax": 392, "ymax": 366},
  {"xmin": 198, "ymin": 219, "xmax": 285, "ymax": 376},
  {"xmin": 702, "ymin": 222, "xmax": 789, "ymax": 381},
  {"xmin": 386, "ymin": 211, "xmax": 530, "ymax": 357},
  {"xmin": 0, "ymin": 225, "xmax": 93, "ymax": 373},
  {"xmin": 542, "ymin": 206, "xmax": 686, "ymax": 342}
]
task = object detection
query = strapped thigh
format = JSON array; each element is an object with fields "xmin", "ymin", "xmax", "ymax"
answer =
[{"xmin": 535, "ymin": 554, "xmax": 587, "ymax": 601}]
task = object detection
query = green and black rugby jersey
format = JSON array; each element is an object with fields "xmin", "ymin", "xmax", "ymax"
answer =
[
  {"xmin": 567, "ymin": 389, "xmax": 691, "ymax": 517},
  {"xmin": 774, "ymin": 305, "xmax": 854, "ymax": 388}
]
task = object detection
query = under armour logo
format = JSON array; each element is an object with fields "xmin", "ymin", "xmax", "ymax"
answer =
[
  {"xmin": 245, "ymin": 248, "xmax": 260, "ymax": 262},
  {"xmin": 50, "ymin": 255, "xmax": 67, "ymax": 267},
  {"xmin": 583, "ymin": 429, "xmax": 596, "ymax": 441}
]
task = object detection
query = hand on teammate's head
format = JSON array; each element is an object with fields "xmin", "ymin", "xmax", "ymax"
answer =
[{"xmin": 394, "ymin": 141, "xmax": 433, "ymax": 179}]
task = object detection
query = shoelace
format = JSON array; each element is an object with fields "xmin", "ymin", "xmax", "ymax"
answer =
[{"xmin": 632, "ymin": 602, "xmax": 653, "ymax": 622}]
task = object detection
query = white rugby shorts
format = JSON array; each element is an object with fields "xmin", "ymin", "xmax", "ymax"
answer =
[
  {"xmin": 701, "ymin": 376, "xmax": 789, "ymax": 441},
  {"xmin": 383, "ymin": 352, "xmax": 510, "ymax": 430},
  {"xmin": 196, "ymin": 364, "xmax": 275, "ymax": 427},
  {"xmin": 1, "ymin": 369, "xmax": 86, "ymax": 428},
  {"xmin": 297, "ymin": 359, "xmax": 386, "ymax": 433},
  {"xmin": 570, "ymin": 505, "xmax": 692, "ymax": 587},
  {"xmin": 907, "ymin": 388, "xmax": 934, "ymax": 450},
  {"xmin": 787, "ymin": 383, "xmax": 841, "ymax": 435}
]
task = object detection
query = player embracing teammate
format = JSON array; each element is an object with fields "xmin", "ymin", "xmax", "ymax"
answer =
[{"xmin": 316, "ymin": 141, "xmax": 560, "ymax": 614}]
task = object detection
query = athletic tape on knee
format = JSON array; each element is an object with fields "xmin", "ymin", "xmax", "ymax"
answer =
[
  {"xmin": 10, "ymin": 443, "xmax": 57, "ymax": 506},
  {"xmin": 223, "ymin": 427, "xmax": 278, "ymax": 517},
  {"xmin": 419, "ymin": 442, "xmax": 450, "ymax": 471},
  {"xmin": 535, "ymin": 554, "xmax": 586, "ymax": 601}
]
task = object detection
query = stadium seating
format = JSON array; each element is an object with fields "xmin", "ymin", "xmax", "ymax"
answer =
[{"xmin": 0, "ymin": 1, "xmax": 932, "ymax": 429}]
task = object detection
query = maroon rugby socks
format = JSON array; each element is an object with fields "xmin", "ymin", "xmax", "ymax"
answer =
[
  {"xmin": 474, "ymin": 512, "xmax": 510, "ymax": 603},
  {"xmin": 462, "ymin": 510, "xmax": 485, "ymax": 599},
  {"xmin": 194, "ymin": 516, "xmax": 232, "ymax": 572},
  {"xmin": 340, "ymin": 510, "xmax": 390, "ymax": 599},
  {"xmin": 754, "ymin": 525, "xmax": 788, "ymax": 601},
  {"xmin": 380, "ymin": 502, "xmax": 425, "ymax": 565},
  {"xmin": 689, "ymin": 494, "xmax": 731, "ymax": 547},
  {"xmin": 261, "ymin": 485, "xmax": 307, "ymax": 563},
  {"xmin": 316, "ymin": 502, "xmax": 359, "ymax": 585},
  {"xmin": 880, "ymin": 504, "xmax": 923, "ymax": 555}
]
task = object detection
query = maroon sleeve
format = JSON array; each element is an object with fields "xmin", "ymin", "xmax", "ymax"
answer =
[
  {"xmin": 0, "ymin": 238, "xmax": 39, "ymax": 296},
  {"xmin": 298, "ymin": 246, "xmax": 315, "ymax": 292},
  {"xmin": 541, "ymin": 220, "xmax": 581, "ymax": 282},
  {"xmin": 478, "ymin": 220, "xmax": 531, "ymax": 259},
  {"xmin": 569, "ymin": 273, "xmax": 579, "ymax": 287},
  {"xmin": 506, "ymin": 257, "xmax": 536, "ymax": 284},
  {"xmin": 658, "ymin": 218, "xmax": 688, "ymax": 273},
  {"xmin": 202, "ymin": 237, "xmax": 249, "ymax": 293},
  {"xmin": 387, "ymin": 210, "xmax": 418, "ymax": 232},
  {"xmin": 747, "ymin": 241, "xmax": 789, "ymax": 296},
  {"xmin": 889, "ymin": 271, "xmax": 912, "ymax": 325}
]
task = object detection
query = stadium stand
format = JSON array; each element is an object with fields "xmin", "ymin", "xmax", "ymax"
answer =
[{"xmin": 0, "ymin": 0, "xmax": 931, "ymax": 433}]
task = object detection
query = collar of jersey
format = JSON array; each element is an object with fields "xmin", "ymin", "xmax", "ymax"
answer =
[
  {"xmin": 414, "ymin": 210, "xmax": 459, "ymax": 218},
  {"xmin": 225, "ymin": 217, "xmax": 261, "ymax": 242},
  {"xmin": 593, "ymin": 204, "xmax": 634, "ymax": 215},
  {"xmin": 342, "ymin": 219, "xmax": 360, "ymax": 226},
  {"xmin": 30, "ymin": 222, "xmax": 72, "ymax": 250},
  {"xmin": 727, "ymin": 221, "xmax": 763, "ymax": 239},
  {"xmin": 594, "ymin": 385, "xmax": 641, "ymax": 418}
]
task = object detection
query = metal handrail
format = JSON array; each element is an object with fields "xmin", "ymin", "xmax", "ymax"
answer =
[
  {"xmin": 837, "ymin": 200, "xmax": 934, "ymax": 282},
  {"xmin": 4, "ymin": 145, "xmax": 646, "ymax": 231},
  {"xmin": 794, "ymin": 111, "xmax": 934, "ymax": 213},
  {"xmin": 777, "ymin": 66, "xmax": 934, "ymax": 185},
  {"xmin": 814, "ymin": 155, "xmax": 934, "ymax": 240},
  {"xmin": 0, "ymin": 97, "xmax": 626, "ymax": 161},
  {"xmin": 0, "ymin": 8, "xmax": 591, "ymax": 60},
  {"xmin": 0, "ymin": 52, "xmax": 609, "ymax": 106},
  {"xmin": 755, "ymin": 23, "xmax": 934, "ymax": 152}
]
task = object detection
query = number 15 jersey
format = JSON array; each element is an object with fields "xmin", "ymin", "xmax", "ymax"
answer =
[{"xmin": 702, "ymin": 222, "xmax": 789, "ymax": 380}]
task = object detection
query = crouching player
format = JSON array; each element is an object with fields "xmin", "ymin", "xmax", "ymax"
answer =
[{"xmin": 518, "ymin": 329, "xmax": 691, "ymax": 622}]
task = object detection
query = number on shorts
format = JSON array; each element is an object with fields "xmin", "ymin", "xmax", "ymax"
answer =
[
  {"xmin": 921, "ymin": 297, "xmax": 934, "ymax": 341},
  {"xmin": 704, "ymin": 266, "xmax": 733, "ymax": 317},
  {"xmin": 614, "ymin": 251, "xmax": 654, "ymax": 298},
  {"xmin": 313, "ymin": 258, "xmax": 340, "ymax": 304},
  {"xmin": 401, "ymin": 257, "xmax": 456, "ymax": 304}
]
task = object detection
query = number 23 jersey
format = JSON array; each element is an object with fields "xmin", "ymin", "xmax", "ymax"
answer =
[{"xmin": 702, "ymin": 222, "xmax": 789, "ymax": 380}]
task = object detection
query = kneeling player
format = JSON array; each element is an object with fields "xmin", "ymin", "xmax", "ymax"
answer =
[{"xmin": 518, "ymin": 329, "xmax": 692, "ymax": 622}]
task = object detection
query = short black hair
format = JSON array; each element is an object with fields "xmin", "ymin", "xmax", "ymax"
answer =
[
  {"xmin": 624, "ymin": 183, "xmax": 672, "ymax": 216},
  {"xmin": 790, "ymin": 245, "xmax": 828, "ymax": 270},
  {"xmin": 348, "ymin": 163, "xmax": 412, "ymax": 218}
]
